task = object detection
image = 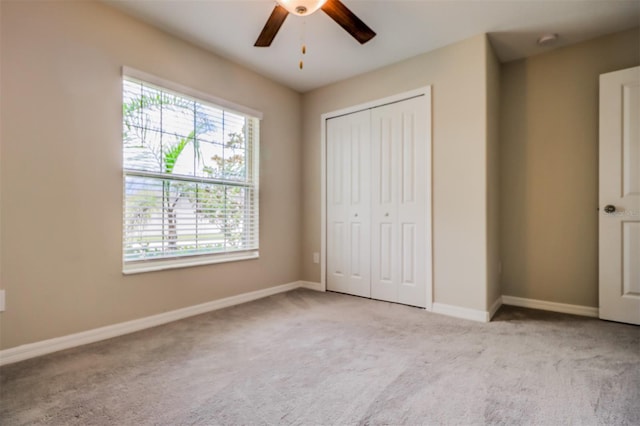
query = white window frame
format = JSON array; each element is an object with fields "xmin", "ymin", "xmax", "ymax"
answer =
[{"xmin": 121, "ymin": 67, "xmax": 262, "ymax": 275}]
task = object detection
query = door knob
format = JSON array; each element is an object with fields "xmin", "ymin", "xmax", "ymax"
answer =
[
  {"xmin": 385, "ymin": 213, "xmax": 389, "ymax": 217},
  {"xmin": 604, "ymin": 205, "xmax": 616, "ymax": 213},
  {"xmin": 354, "ymin": 213, "xmax": 358, "ymax": 217}
]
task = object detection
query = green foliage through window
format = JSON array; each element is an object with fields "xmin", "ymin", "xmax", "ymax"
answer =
[{"xmin": 122, "ymin": 77, "xmax": 259, "ymax": 264}]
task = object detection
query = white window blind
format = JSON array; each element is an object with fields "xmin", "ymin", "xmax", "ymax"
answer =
[{"xmin": 122, "ymin": 75, "xmax": 259, "ymax": 273}]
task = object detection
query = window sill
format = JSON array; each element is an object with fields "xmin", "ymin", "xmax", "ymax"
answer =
[{"xmin": 122, "ymin": 251, "xmax": 259, "ymax": 275}]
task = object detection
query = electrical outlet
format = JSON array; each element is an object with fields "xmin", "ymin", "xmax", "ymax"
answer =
[
  {"xmin": 0, "ymin": 290, "xmax": 5, "ymax": 312},
  {"xmin": 313, "ymin": 252, "xmax": 320, "ymax": 264}
]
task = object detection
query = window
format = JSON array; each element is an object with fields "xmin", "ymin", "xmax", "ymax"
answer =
[{"xmin": 122, "ymin": 70, "xmax": 260, "ymax": 274}]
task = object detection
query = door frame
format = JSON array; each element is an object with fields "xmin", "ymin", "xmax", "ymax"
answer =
[
  {"xmin": 320, "ymin": 86, "xmax": 433, "ymax": 310},
  {"xmin": 598, "ymin": 66, "xmax": 640, "ymax": 324}
]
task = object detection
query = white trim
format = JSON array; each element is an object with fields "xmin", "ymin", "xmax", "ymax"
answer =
[
  {"xmin": 122, "ymin": 66, "xmax": 263, "ymax": 120},
  {"xmin": 0, "ymin": 286, "xmax": 601, "ymax": 366},
  {"xmin": 502, "ymin": 295, "xmax": 599, "ymax": 318},
  {"xmin": 0, "ymin": 281, "xmax": 306, "ymax": 366},
  {"xmin": 432, "ymin": 302, "xmax": 491, "ymax": 323},
  {"xmin": 424, "ymin": 87, "xmax": 434, "ymax": 310},
  {"xmin": 488, "ymin": 296, "xmax": 503, "ymax": 320},
  {"xmin": 320, "ymin": 113, "xmax": 327, "ymax": 292},
  {"xmin": 123, "ymin": 251, "xmax": 259, "ymax": 275},
  {"xmin": 321, "ymin": 87, "xmax": 432, "ymax": 119},
  {"xmin": 320, "ymin": 86, "xmax": 433, "ymax": 306},
  {"xmin": 298, "ymin": 281, "xmax": 325, "ymax": 292}
]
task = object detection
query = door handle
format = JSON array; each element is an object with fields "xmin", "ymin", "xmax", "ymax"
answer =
[{"xmin": 604, "ymin": 205, "xmax": 616, "ymax": 213}]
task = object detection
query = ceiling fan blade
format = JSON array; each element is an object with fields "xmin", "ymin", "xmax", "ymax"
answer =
[
  {"xmin": 321, "ymin": 0, "xmax": 376, "ymax": 44},
  {"xmin": 254, "ymin": 5, "xmax": 289, "ymax": 47}
]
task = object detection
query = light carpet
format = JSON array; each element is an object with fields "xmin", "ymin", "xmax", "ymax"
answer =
[{"xmin": 1, "ymin": 289, "xmax": 638, "ymax": 425}]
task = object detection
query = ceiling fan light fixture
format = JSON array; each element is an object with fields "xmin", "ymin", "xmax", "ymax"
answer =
[
  {"xmin": 255, "ymin": 0, "xmax": 376, "ymax": 47},
  {"xmin": 276, "ymin": 0, "xmax": 327, "ymax": 16}
]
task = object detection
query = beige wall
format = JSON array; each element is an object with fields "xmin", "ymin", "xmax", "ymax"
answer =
[
  {"xmin": 486, "ymin": 38, "xmax": 501, "ymax": 309},
  {"xmin": 5, "ymin": 1, "xmax": 631, "ymax": 353},
  {"xmin": 302, "ymin": 35, "xmax": 492, "ymax": 311},
  {"xmin": 500, "ymin": 28, "xmax": 640, "ymax": 307},
  {"xmin": 0, "ymin": 1, "xmax": 302, "ymax": 350}
]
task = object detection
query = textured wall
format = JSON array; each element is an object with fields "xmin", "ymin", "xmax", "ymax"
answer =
[
  {"xmin": 499, "ymin": 28, "xmax": 640, "ymax": 307},
  {"xmin": 0, "ymin": 1, "xmax": 302, "ymax": 349}
]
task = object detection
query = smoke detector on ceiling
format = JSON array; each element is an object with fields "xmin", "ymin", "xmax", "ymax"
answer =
[{"xmin": 537, "ymin": 33, "xmax": 559, "ymax": 47}]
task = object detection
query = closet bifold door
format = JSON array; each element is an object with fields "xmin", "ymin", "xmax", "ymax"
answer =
[
  {"xmin": 370, "ymin": 97, "xmax": 428, "ymax": 308},
  {"xmin": 326, "ymin": 110, "xmax": 372, "ymax": 297}
]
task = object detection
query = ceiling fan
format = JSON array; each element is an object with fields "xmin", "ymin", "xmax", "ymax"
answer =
[{"xmin": 255, "ymin": 0, "xmax": 376, "ymax": 47}]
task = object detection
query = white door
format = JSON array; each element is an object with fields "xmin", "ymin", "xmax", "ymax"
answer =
[
  {"xmin": 599, "ymin": 66, "xmax": 640, "ymax": 325},
  {"xmin": 326, "ymin": 110, "xmax": 371, "ymax": 297},
  {"xmin": 370, "ymin": 96, "xmax": 430, "ymax": 308}
]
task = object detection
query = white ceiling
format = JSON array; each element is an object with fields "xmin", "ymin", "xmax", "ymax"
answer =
[{"xmin": 105, "ymin": 0, "xmax": 640, "ymax": 93}]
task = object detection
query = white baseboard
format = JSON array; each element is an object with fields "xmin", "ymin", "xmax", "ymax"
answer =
[
  {"xmin": 0, "ymin": 281, "xmax": 307, "ymax": 367},
  {"xmin": 488, "ymin": 296, "xmax": 503, "ymax": 320},
  {"xmin": 1, "ymin": 284, "xmax": 599, "ymax": 366},
  {"xmin": 298, "ymin": 281, "xmax": 325, "ymax": 292},
  {"xmin": 501, "ymin": 295, "xmax": 599, "ymax": 318},
  {"xmin": 432, "ymin": 302, "xmax": 491, "ymax": 323}
]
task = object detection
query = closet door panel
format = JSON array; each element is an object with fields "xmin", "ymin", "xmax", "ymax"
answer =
[
  {"xmin": 327, "ymin": 118, "xmax": 348, "ymax": 293},
  {"xmin": 371, "ymin": 113, "xmax": 400, "ymax": 303},
  {"xmin": 371, "ymin": 97, "xmax": 428, "ymax": 308},
  {"xmin": 327, "ymin": 111, "xmax": 371, "ymax": 297},
  {"xmin": 396, "ymin": 97, "xmax": 429, "ymax": 308}
]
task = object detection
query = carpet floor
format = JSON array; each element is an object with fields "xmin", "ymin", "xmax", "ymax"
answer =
[{"xmin": 1, "ymin": 289, "xmax": 638, "ymax": 425}]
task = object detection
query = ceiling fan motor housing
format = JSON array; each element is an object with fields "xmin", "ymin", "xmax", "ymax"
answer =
[
  {"xmin": 256, "ymin": 0, "xmax": 376, "ymax": 47},
  {"xmin": 277, "ymin": 0, "xmax": 327, "ymax": 16}
]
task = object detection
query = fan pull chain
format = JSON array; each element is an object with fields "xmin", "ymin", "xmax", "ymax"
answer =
[
  {"xmin": 300, "ymin": 44, "xmax": 306, "ymax": 69},
  {"xmin": 299, "ymin": 19, "xmax": 306, "ymax": 70}
]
